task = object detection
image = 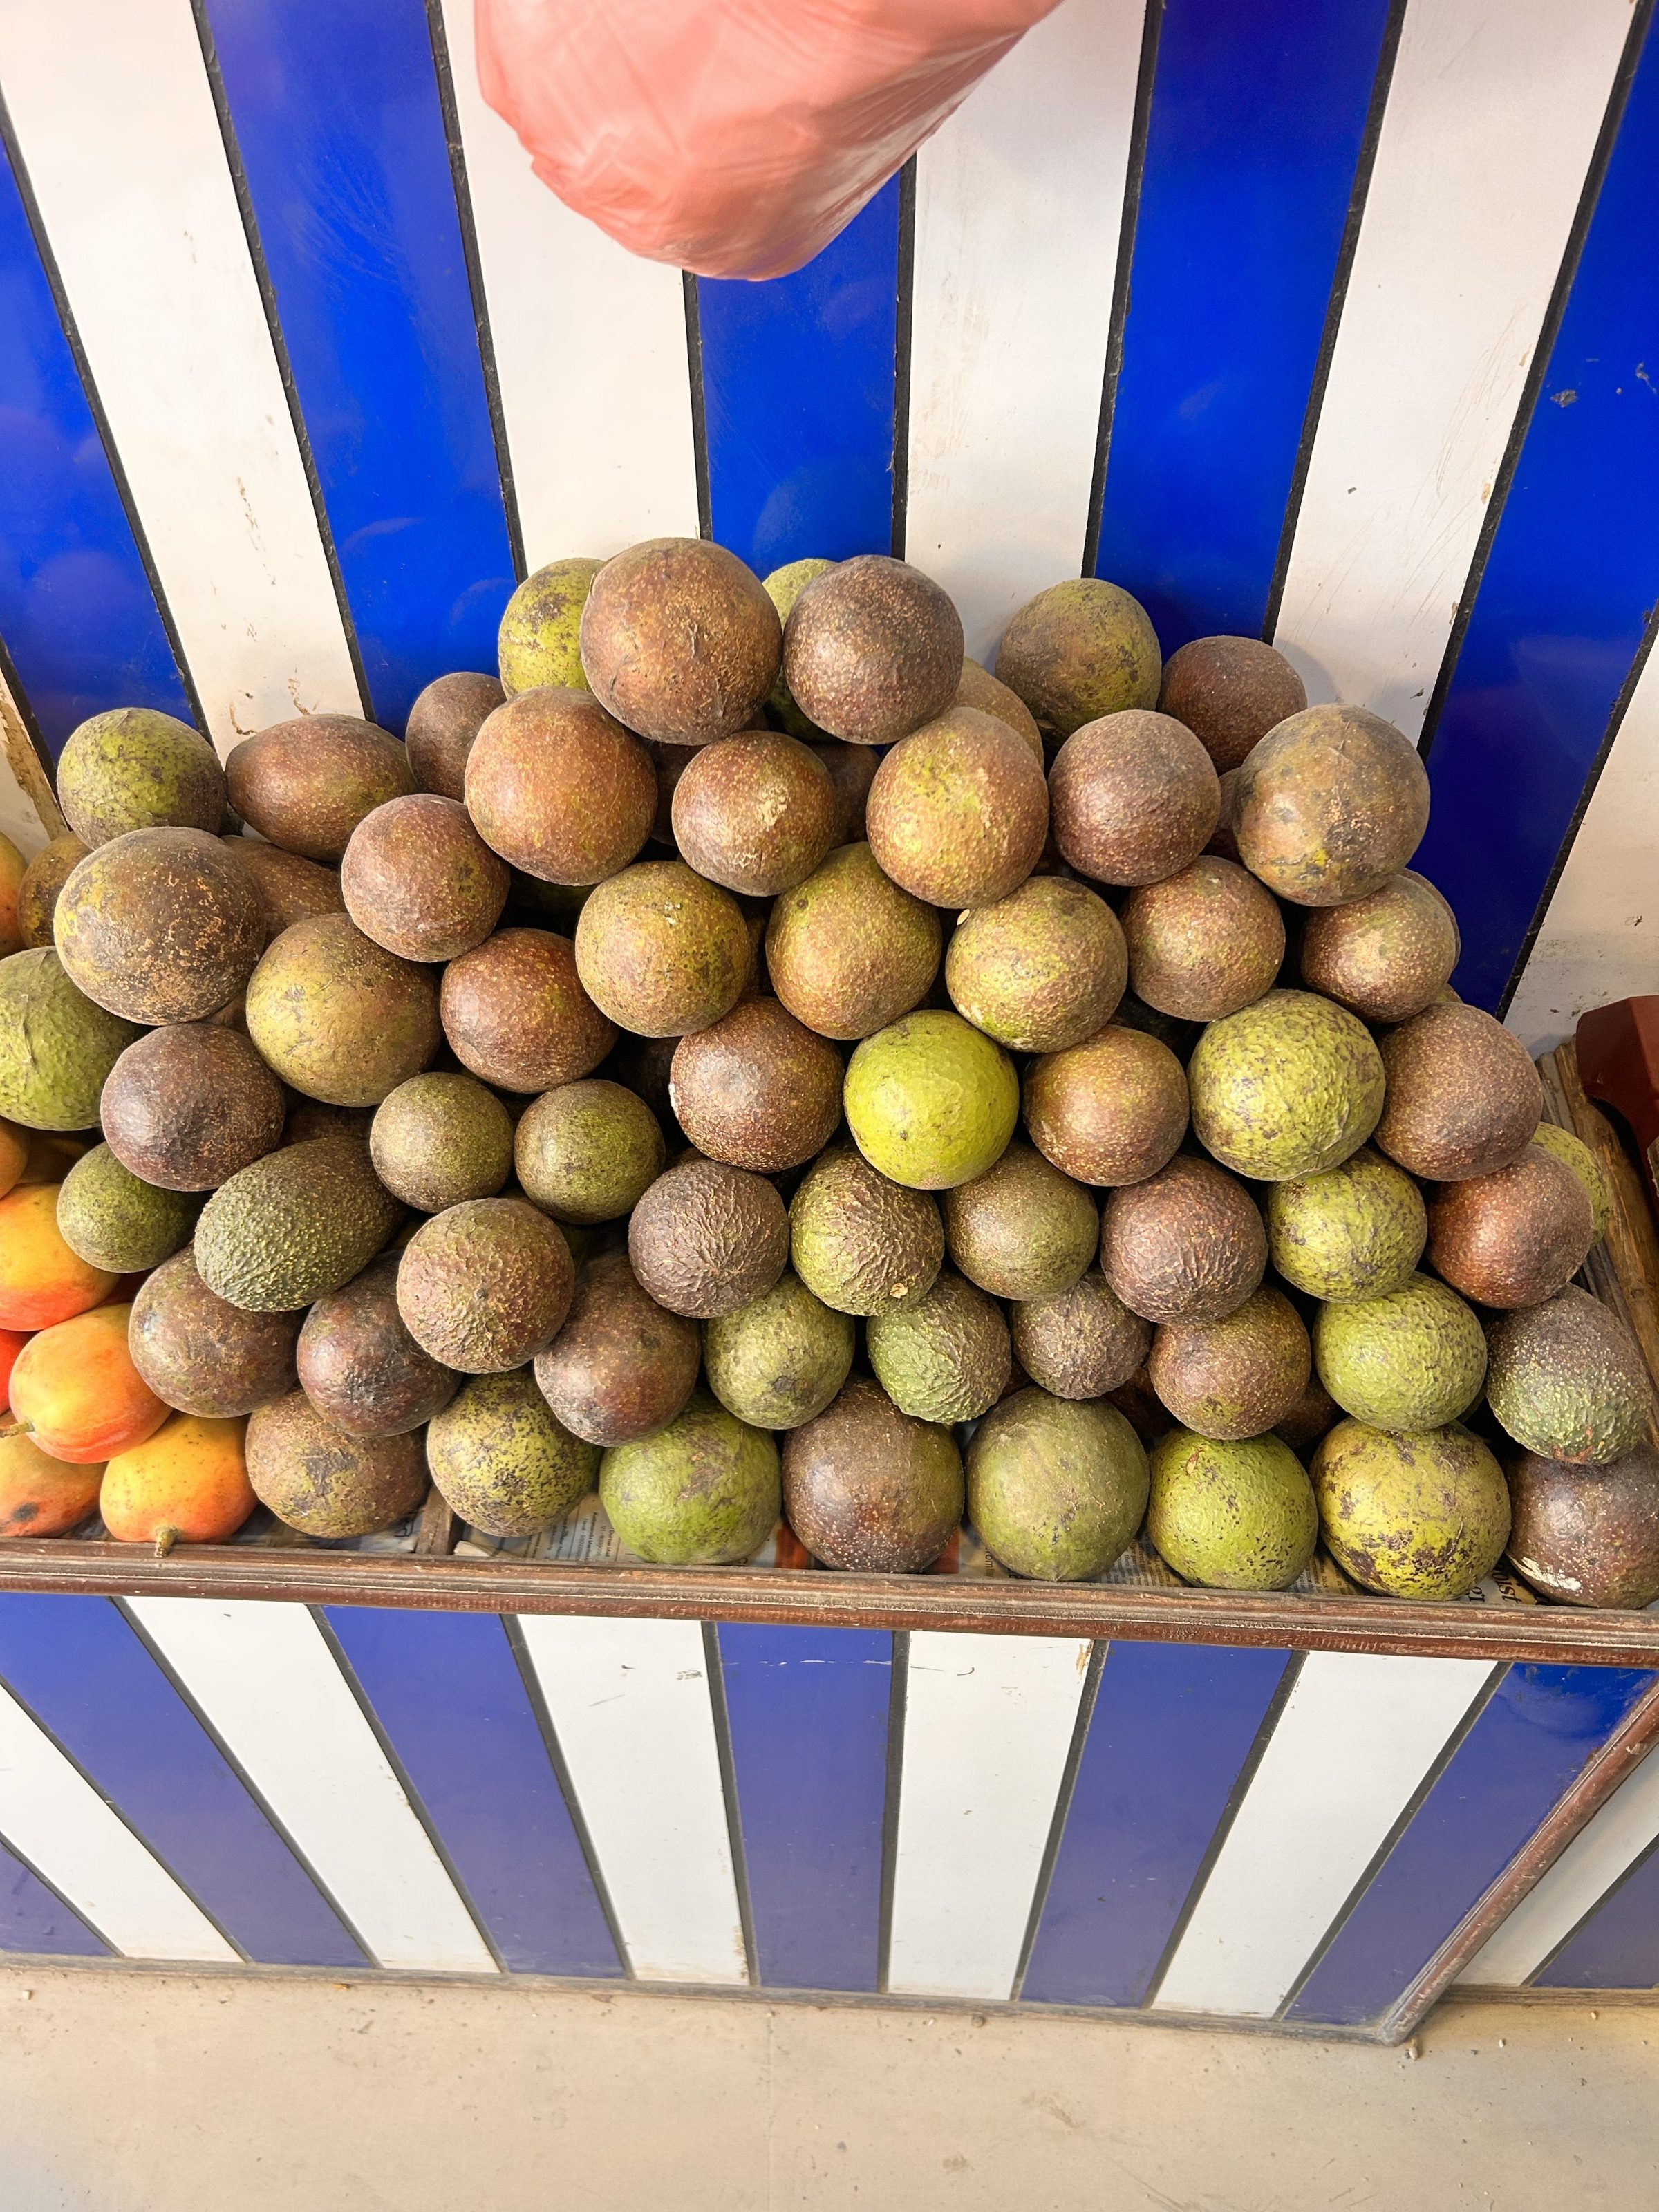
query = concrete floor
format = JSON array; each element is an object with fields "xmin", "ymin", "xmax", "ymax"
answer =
[{"xmin": 0, "ymin": 1967, "xmax": 1651, "ymax": 2210}]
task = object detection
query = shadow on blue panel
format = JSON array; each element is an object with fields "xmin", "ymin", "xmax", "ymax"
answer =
[
  {"xmin": 717, "ymin": 1624, "xmax": 890, "ymax": 1993},
  {"xmin": 697, "ymin": 180, "xmax": 901, "ymax": 577},
  {"xmin": 1095, "ymin": 0, "xmax": 1393, "ymax": 646},
  {"xmin": 1022, "ymin": 1640, "xmax": 1291, "ymax": 2009},
  {"xmin": 201, "ymin": 0, "xmax": 517, "ymax": 728},
  {"xmin": 1415, "ymin": 20, "xmax": 1659, "ymax": 1010},
  {"xmin": 0, "ymin": 1594, "xmax": 362, "ymax": 1967},
  {"xmin": 0, "ymin": 144, "xmax": 190, "ymax": 749},
  {"xmin": 1288, "ymin": 1664, "xmax": 1655, "ymax": 2027},
  {"xmin": 325, "ymin": 1607, "xmax": 619, "ymax": 1978},
  {"xmin": 0, "ymin": 1841, "xmax": 104, "ymax": 1958}
]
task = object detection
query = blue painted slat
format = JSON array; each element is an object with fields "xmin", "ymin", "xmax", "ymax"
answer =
[
  {"xmin": 1020, "ymin": 1639, "xmax": 1291, "ymax": 2009},
  {"xmin": 1415, "ymin": 22, "xmax": 1659, "ymax": 1011},
  {"xmin": 0, "ymin": 1839, "xmax": 106, "ymax": 1958},
  {"xmin": 716, "ymin": 1624, "xmax": 891, "ymax": 1993},
  {"xmin": 0, "ymin": 1593, "xmax": 361, "ymax": 1967},
  {"xmin": 1094, "ymin": 0, "xmax": 1394, "ymax": 646},
  {"xmin": 0, "ymin": 141, "xmax": 191, "ymax": 751},
  {"xmin": 1287, "ymin": 1664, "xmax": 1656, "ymax": 2026},
  {"xmin": 324, "ymin": 1606, "xmax": 619, "ymax": 1978},
  {"xmin": 1537, "ymin": 1835, "xmax": 1659, "ymax": 1989},
  {"xmin": 696, "ymin": 178, "xmax": 901, "ymax": 576},
  {"xmin": 200, "ymin": 0, "xmax": 517, "ymax": 730}
]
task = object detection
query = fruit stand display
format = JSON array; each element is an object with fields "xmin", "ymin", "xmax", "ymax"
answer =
[{"xmin": 0, "ymin": 0, "xmax": 1658, "ymax": 2043}]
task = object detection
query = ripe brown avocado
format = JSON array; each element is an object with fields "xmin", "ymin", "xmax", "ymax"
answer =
[
  {"xmin": 223, "ymin": 838, "xmax": 344, "ymax": 936},
  {"xmin": 534, "ymin": 1250, "xmax": 702, "ymax": 1446},
  {"xmin": 341, "ymin": 794, "xmax": 508, "ymax": 962},
  {"xmin": 128, "ymin": 1248, "xmax": 300, "ymax": 1416},
  {"xmin": 1300, "ymin": 870, "xmax": 1459, "ymax": 1022},
  {"xmin": 1505, "ymin": 1444, "xmax": 1659, "ymax": 1609},
  {"xmin": 668, "ymin": 999, "xmax": 843, "ymax": 1174},
  {"xmin": 782, "ymin": 1374, "xmax": 963, "ymax": 1571},
  {"xmin": 1023, "ymin": 1024, "xmax": 1190, "ymax": 1187},
  {"xmin": 943, "ymin": 1141, "xmax": 1096, "ymax": 1302},
  {"xmin": 1049, "ymin": 710, "xmax": 1220, "ymax": 887},
  {"xmin": 1010, "ymin": 1268, "xmax": 1150, "ymax": 1400},
  {"xmin": 1426, "ymin": 1143, "xmax": 1595, "ymax": 1309},
  {"xmin": 397, "ymin": 1197, "xmax": 575, "ymax": 1373},
  {"xmin": 246, "ymin": 1391, "xmax": 427, "ymax": 1537},
  {"xmin": 1376, "ymin": 1001, "xmax": 1542, "ymax": 1181},
  {"xmin": 297, "ymin": 1256, "xmax": 458, "ymax": 1437},
  {"xmin": 579, "ymin": 538, "xmax": 781, "ymax": 744},
  {"xmin": 464, "ymin": 687, "xmax": 655, "ymax": 885},
  {"xmin": 404, "ymin": 671, "xmax": 504, "ymax": 800},
  {"xmin": 1100, "ymin": 1154, "xmax": 1266, "ymax": 1324},
  {"xmin": 55, "ymin": 828, "xmax": 265, "ymax": 1025},
  {"xmin": 1148, "ymin": 1285, "xmax": 1311, "ymax": 1442},
  {"xmin": 1158, "ymin": 635, "xmax": 1307, "ymax": 771},
  {"xmin": 100, "ymin": 1022, "xmax": 285, "ymax": 1190},
  {"xmin": 782, "ymin": 556, "xmax": 962, "ymax": 745},
  {"xmin": 441, "ymin": 927, "xmax": 615, "ymax": 1092},
  {"xmin": 994, "ymin": 579, "xmax": 1161, "ymax": 738},
  {"xmin": 226, "ymin": 715, "xmax": 415, "ymax": 861},
  {"xmin": 1233, "ymin": 704, "xmax": 1428, "ymax": 906},
  {"xmin": 17, "ymin": 836, "xmax": 89, "ymax": 948},
  {"xmin": 671, "ymin": 731, "xmax": 838, "ymax": 896},
  {"xmin": 628, "ymin": 1156, "xmax": 789, "ymax": 1320},
  {"xmin": 1121, "ymin": 857, "xmax": 1284, "ymax": 1021}
]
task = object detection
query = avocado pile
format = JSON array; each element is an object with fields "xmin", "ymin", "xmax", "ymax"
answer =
[{"xmin": 3, "ymin": 541, "xmax": 1654, "ymax": 1606}]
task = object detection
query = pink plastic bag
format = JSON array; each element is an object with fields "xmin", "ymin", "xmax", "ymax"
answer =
[{"xmin": 475, "ymin": 0, "xmax": 1062, "ymax": 281}]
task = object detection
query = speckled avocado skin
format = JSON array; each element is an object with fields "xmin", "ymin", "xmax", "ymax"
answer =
[
  {"xmin": 703, "ymin": 1273, "xmax": 854, "ymax": 1430},
  {"xmin": 843, "ymin": 1010, "xmax": 1018, "ymax": 1190},
  {"xmin": 1149, "ymin": 1286, "xmax": 1311, "ymax": 1443},
  {"xmin": 781, "ymin": 1375, "xmax": 962, "ymax": 1573},
  {"xmin": 426, "ymin": 1369, "xmax": 597, "ymax": 1537},
  {"xmin": 600, "ymin": 1391, "xmax": 780, "ymax": 1564},
  {"xmin": 1530, "ymin": 1122, "xmax": 1613, "ymax": 1241},
  {"xmin": 246, "ymin": 1391, "xmax": 426, "ymax": 1538},
  {"xmin": 945, "ymin": 875, "xmax": 1126, "ymax": 1054},
  {"xmin": 967, "ymin": 1388, "xmax": 1150, "ymax": 1582},
  {"xmin": 55, "ymin": 827, "xmax": 265, "ymax": 1026},
  {"xmin": 497, "ymin": 557, "xmax": 603, "ymax": 694},
  {"xmin": 1147, "ymin": 1430, "xmax": 1317, "ymax": 1590},
  {"xmin": 995, "ymin": 579, "xmax": 1161, "ymax": 738},
  {"xmin": 1313, "ymin": 1418, "xmax": 1510, "ymax": 1600},
  {"xmin": 943, "ymin": 1141, "xmax": 1096, "ymax": 1302},
  {"xmin": 867, "ymin": 1271, "xmax": 1011, "ymax": 1423},
  {"xmin": 56, "ymin": 1143, "xmax": 200, "ymax": 1272},
  {"xmin": 784, "ymin": 556, "xmax": 962, "ymax": 746},
  {"xmin": 1485, "ymin": 1286, "xmax": 1649, "ymax": 1465},
  {"xmin": 0, "ymin": 948, "xmax": 142, "ymax": 1130},
  {"xmin": 1505, "ymin": 1444, "xmax": 1659, "ymax": 1609},
  {"xmin": 1266, "ymin": 1146, "xmax": 1427, "ymax": 1303},
  {"xmin": 1233, "ymin": 703, "xmax": 1429, "ymax": 906},
  {"xmin": 1314, "ymin": 1272, "xmax": 1487, "ymax": 1433},
  {"xmin": 196, "ymin": 1136, "xmax": 402, "ymax": 1313},
  {"xmin": 57, "ymin": 707, "xmax": 226, "ymax": 846},
  {"xmin": 1189, "ymin": 989, "xmax": 1385, "ymax": 1181},
  {"xmin": 765, "ymin": 843, "xmax": 942, "ymax": 1041},
  {"xmin": 789, "ymin": 1147, "xmax": 943, "ymax": 1316}
]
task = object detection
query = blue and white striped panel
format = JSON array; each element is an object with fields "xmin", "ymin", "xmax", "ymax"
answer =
[{"xmin": 0, "ymin": 1599, "xmax": 1653, "ymax": 2027}]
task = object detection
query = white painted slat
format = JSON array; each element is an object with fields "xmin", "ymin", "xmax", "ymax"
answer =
[
  {"xmin": 906, "ymin": 0, "xmax": 1150, "ymax": 661},
  {"xmin": 514, "ymin": 1615, "xmax": 747, "ymax": 1986},
  {"xmin": 886, "ymin": 1631, "xmax": 1090, "ymax": 2001},
  {"xmin": 436, "ymin": 0, "xmax": 700, "ymax": 568},
  {"xmin": 1505, "ymin": 648, "xmax": 1659, "ymax": 1053},
  {"xmin": 1459, "ymin": 1739, "xmax": 1659, "ymax": 1987},
  {"xmin": 126, "ymin": 1598, "xmax": 496, "ymax": 1974},
  {"xmin": 1272, "ymin": 0, "xmax": 1632, "ymax": 738},
  {"xmin": 0, "ymin": 1680, "xmax": 234, "ymax": 1962},
  {"xmin": 0, "ymin": 0, "xmax": 361, "ymax": 755},
  {"xmin": 1153, "ymin": 1651, "xmax": 1491, "ymax": 2018}
]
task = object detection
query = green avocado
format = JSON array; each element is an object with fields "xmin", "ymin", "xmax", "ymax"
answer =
[
  {"xmin": 1266, "ymin": 1145, "xmax": 1427, "ymax": 1302},
  {"xmin": 966, "ymin": 1388, "xmax": 1149, "ymax": 1581},
  {"xmin": 867, "ymin": 1270, "xmax": 1011, "ymax": 1423},
  {"xmin": 1147, "ymin": 1430, "xmax": 1318, "ymax": 1590},
  {"xmin": 600, "ymin": 1391, "xmax": 780, "ymax": 1564},
  {"xmin": 703, "ymin": 1272, "xmax": 854, "ymax": 1430},
  {"xmin": 843, "ymin": 1009, "xmax": 1018, "ymax": 1190},
  {"xmin": 56, "ymin": 1143, "xmax": 200, "ymax": 1272},
  {"xmin": 1313, "ymin": 1417, "xmax": 1510, "ymax": 1599},
  {"xmin": 426, "ymin": 1369, "xmax": 597, "ymax": 1537},
  {"xmin": 0, "ymin": 948, "xmax": 142, "ymax": 1130},
  {"xmin": 194, "ymin": 1136, "xmax": 402, "ymax": 1312},
  {"xmin": 1313, "ymin": 1271, "xmax": 1486, "ymax": 1432},
  {"xmin": 1189, "ymin": 989, "xmax": 1385, "ymax": 1180}
]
